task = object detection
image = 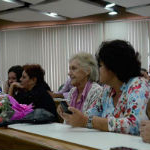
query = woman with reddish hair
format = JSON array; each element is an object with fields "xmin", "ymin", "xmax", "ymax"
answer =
[{"xmin": 9, "ymin": 64, "xmax": 57, "ymax": 120}]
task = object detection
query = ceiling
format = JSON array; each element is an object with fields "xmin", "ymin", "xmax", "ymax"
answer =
[{"xmin": 0, "ymin": 0, "xmax": 150, "ymax": 22}]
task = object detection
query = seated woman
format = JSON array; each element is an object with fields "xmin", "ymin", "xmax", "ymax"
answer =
[
  {"xmin": 58, "ymin": 40, "xmax": 150, "ymax": 135},
  {"xmin": 58, "ymin": 52, "xmax": 103, "ymax": 114},
  {"xmin": 8, "ymin": 64, "xmax": 58, "ymax": 120},
  {"xmin": 4, "ymin": 65, "xmax": 23, "ymax": 94}
]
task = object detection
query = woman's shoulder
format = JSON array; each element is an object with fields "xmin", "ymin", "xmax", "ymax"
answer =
[
  {"xmin": 31, "ymin": 84, "xmax": 50, "ymax": 96},
  {"xmin": 126, "ymin": 76, "xmax": 150, "ymax": 93},
  {"xmin": 91, "ymin": 82, "xmax": 103, "ymax": 90},
  {"xmin": 128, "ymin": 76, "xmax": 150, "ymax": 87},
  {"xmin": 87, "ymin": 82, "xmax": 103, "ymax": 97}
]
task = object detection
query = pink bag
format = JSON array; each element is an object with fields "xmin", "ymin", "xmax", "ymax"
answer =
[{"xmin": 8, "ymin": 95, "xmax": 33, "ymax": 120}]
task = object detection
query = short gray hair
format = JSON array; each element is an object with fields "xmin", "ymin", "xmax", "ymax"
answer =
[{"xmin": 69, "ymin": 52, "xmax": 99, "ymax": 82}]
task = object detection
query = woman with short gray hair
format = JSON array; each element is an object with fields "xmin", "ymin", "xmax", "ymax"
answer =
[
  {"xmin": 58, "ymin": 52, "xmax": 103, "ymax": 115},
  {"xmin": 69, "ymin": 52, "xmax": 99, "ymax": 82}
]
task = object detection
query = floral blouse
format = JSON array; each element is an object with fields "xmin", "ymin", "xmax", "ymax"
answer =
[{"xmin": 87, "ymin": 77, "xmax": 150, "ymax": 135}]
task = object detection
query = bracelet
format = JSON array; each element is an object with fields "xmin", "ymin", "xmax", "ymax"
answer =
[{"xmin": 86, "ymin": 116, "xmax": 93, "ymax": 129}]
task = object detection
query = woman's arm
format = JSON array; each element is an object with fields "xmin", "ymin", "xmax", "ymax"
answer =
[
  {"xmin": 140, "ymin": 120, "xmax": 150, "ymax": 143},
  {"xmin": 8, "ymin": 82, "xmax": 22, "ymax": 96},
  {"xmin": 92, "ymin": 116, "xmax": 108, "ymax": 131},
  {"xmin": 61, "ymin": 107, "xmax": 108, "ymax": 131},
  {"xmin": 3, "ymin": 80, "xmax": 9, "ymax": 94}
]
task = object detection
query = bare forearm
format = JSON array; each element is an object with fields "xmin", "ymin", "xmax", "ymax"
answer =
[
  {"xmin": 3, "ymin": 81, "xmax": 9, "ymax": 94},
  {"xmin": 92, "ymin": 116, "xmax": 108, "ymax": 131},
  {"xmin": 63, "ymin": 107, "xmax": 109, "ymax": 131},
  {"xmin": 8, "ymin": 85, "xmax": 14, "ymax": 96},
  {"xmin": 8, "ymin": 82, "xmax": 22, "ymax": 96}
]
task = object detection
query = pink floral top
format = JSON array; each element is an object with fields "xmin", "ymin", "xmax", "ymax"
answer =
[{"xmin": 87, "ymin": 77, "xmax": 150, "ymax": 135}]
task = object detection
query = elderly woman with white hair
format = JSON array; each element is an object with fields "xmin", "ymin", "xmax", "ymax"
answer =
[{"xmin": 58, "ymin": 52, "xmax": 103, "ymax": 115}]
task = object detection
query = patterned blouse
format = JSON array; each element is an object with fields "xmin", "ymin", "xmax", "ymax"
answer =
[
  {"xmin": 86, "ymin": 77, "xmax": 150, "ymax": 135},
  {"xmin": 67, "ymin": 82, "xmax": 103, "ymax": 113}
]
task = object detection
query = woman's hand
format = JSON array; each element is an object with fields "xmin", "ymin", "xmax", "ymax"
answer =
[
  {"xmin": 57, "ymin": 104, "xmax": 64, "ymax": 119},
  {"xmin": 11, "ymin": 82, "xmax": 23, "ymax": 89},
  {"xmin": 140, "ymin": 120, "xmax": 150, "ymax": 143},
  {"xmin": 8, "ymin": 82, "xmax": 23, "ymax": 96},
  {"xmin": 62, "ymin": 107, "xmax": 88, "ymax": 127},
  {"xmin": 57, "ymin": 102, "xmax": 70, "ymax": 119}
]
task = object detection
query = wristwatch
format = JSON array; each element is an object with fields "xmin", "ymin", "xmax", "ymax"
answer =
[{"xmin": 86, "ymin": 116, "xmax": 93, "ymax": 129}]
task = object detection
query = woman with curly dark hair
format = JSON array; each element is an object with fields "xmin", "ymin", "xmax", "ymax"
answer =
[
  {"xmin": 4, "ymin": 65, "xmax": 23, "ymax": 94},
  {"xmin": 59, "ymin": 40, "xmax": 150, "ymax": 135},
  {"xmin": 9, "ymin": 64, "xmax": 57, "ymax": 120}
]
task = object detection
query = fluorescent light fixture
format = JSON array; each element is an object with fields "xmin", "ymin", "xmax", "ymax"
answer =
[
  {"xmin": 108, "ymin": 11, "xmax": 118, "ymax": 15},
  {"xmin": 105, "ymin": 3, "xmax": 115, "ymax": 11},
  {"xmin": 44, "ymin": 12, "xmax": 58, "ymax": 17},
  {"xmin": 105, "ymin": 3, "xmax": 115, "ymax": 8},
  {"xmin": 49, "ymin": 12, "xmax": 58, "ymax": 17},
  {"xmin": 2, "ymin": 0, "xmax": 16, "ymax": 3}
]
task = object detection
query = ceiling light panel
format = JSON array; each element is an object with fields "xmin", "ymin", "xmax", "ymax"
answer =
[
  {"xmin": 106, "ymin": 0, "xmax": 150, "ymax": 8},
  {"xmin": 105, "ymin": 3, "xmax": 115, "ymax": 8},
  {"xmin": 108, "ymin": 11, "xmax": 118, "ymax": 15},
  {"xmin": 0, "ymin": 9, "xmax": 66, "ymax": 22},
  {"xmin": 21, "ymin": 0, "xmax": 45, "ymax": 4},
  {"xmin": 0, "ymin": 1, "xmax": 23, "ymax": 11},
  {"xmin": 31, "ymin": 0, "xmax": 108, "ymax": 18}
]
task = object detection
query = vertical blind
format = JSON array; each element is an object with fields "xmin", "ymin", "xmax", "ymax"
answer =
[
  {"xmin": 0, "ymin": 23, "xmax": 103, "ymax": 91},
  {"xmin": 127, "ymin": 20, "xmax": 149, "ymax": 69}
]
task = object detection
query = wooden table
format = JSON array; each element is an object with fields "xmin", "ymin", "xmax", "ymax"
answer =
[
  {"xmin": 0, "ymin": 127, "xmax": 98, "ymax": 150},
  {"xmin": 1, "ymin": 123, "xmax": 150, "ymax": 150}
]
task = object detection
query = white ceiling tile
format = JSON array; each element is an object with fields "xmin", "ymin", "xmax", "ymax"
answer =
[
  {"xmin": 21, "ymin": 0, "xmax": 45, "ymax": 4},
  {"xmin": 31, "ymin": 0, "xmax": 108, "ymax": 18},
  {"xmin": 0, "ymin": 9, "xmax": 66, "ymax": 22},
  {"xmin": 106, "ymin": 0, "xmax": 150, "ymax": 8},
  {"xmin": 127, "ymin": 5, "xmax": 150, "ymax": 17},
  {"xmin": 0, "ymin": 1, "xmax": 23, "ymax": 11}
]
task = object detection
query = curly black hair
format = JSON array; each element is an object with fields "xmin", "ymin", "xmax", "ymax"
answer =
[
  {"xmin": 8, "ymin": 65, "xmax": 23, "ymax": 82},
  {"xmin": 96, "ymin": 40, "xmax": 141, "ymax": 83}
]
